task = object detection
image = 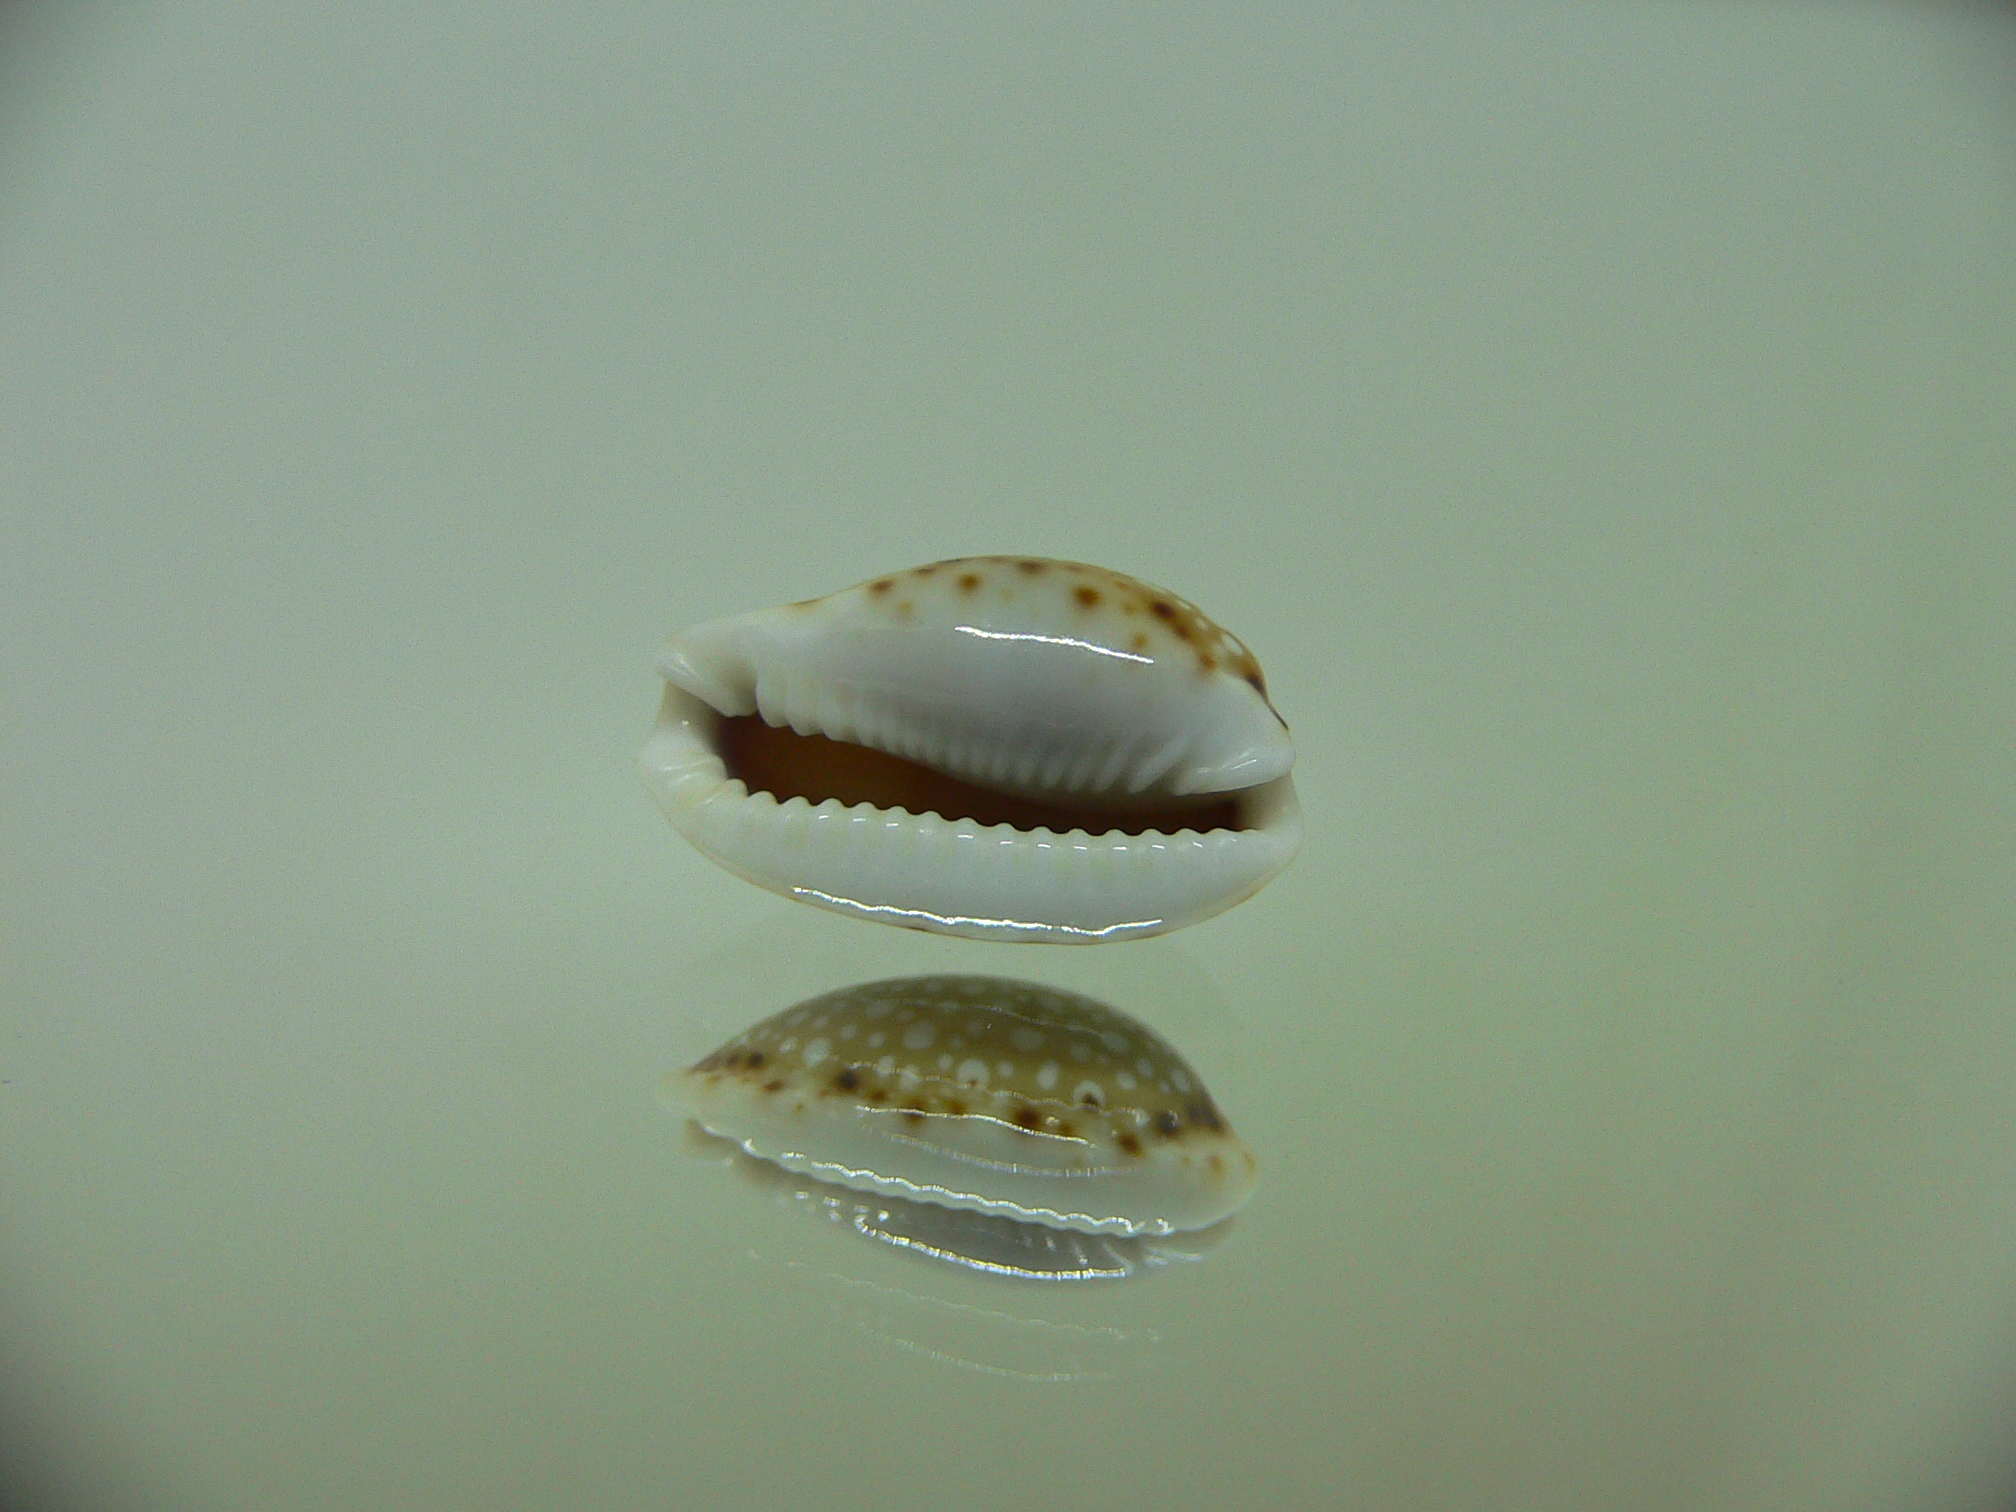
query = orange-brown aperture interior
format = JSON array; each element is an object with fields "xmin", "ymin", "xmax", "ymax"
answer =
[{"xmin": 715, "ymin": 715, "xmax": 1246, "ymax": 836}]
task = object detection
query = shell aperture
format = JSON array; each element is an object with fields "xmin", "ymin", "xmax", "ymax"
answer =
[
  {"xmin": 641, "ymin": 557, "xmax": 1300, "ymax": 942},
  {"xmin": 677, "ymin": 976, "xmax": 1258, "ymax": 1238}
]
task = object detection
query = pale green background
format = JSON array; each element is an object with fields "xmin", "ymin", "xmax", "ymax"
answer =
[{"xmin": 3, "ymin": 5, "xmax": 2015, "ymax": 1510}]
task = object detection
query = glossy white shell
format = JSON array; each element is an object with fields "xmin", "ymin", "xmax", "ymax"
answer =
[
  {"xmin": 640, "ymin": 557, "xmax": 1300, "ymax": 943},
  {"xmin": 678, "ymin": 976, "xmax": 1259, "ymax": 1238}
]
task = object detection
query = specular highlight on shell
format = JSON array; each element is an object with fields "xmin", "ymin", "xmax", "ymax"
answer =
[
  {"xmin": 677, "ymin": 975, "xmax": 1258, "ymax": 1238},
  {"xmin": 695, "ymin": 1134, "xmax": 1229, "ymax": 1282},
  {"xmin": 640, "ymin": 556, "xmax": 1299, "ymax": 943}
]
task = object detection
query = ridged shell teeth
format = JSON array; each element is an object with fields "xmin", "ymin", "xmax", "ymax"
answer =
[{"xmin": 642, "ymin": 558, "xmax": 1300, "ymax": 941}]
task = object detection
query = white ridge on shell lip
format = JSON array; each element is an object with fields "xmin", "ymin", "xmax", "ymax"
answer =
[{"xmin": 639, "ymin": 556, "xmax": 1301, "ymax": 943}]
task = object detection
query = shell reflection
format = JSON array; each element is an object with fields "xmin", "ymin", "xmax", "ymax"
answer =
[
  {"xmin": 678, "ymin": 975, "xmax": 1258, "ymax": 1241},
  {"xmin": 692, "ymin": 1129, "xmax": 1229, "ymax": 1283}
]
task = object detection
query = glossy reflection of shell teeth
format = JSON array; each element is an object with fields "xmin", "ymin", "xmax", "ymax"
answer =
[
  {"xmin": 640, "ymin": 556, "xmax": 1300, "ymax": 942},
  {"xmin": 676, "ymin": 975, "xmax": 1259, "ymax": 1238},
  {"xmin": 701, "ymin": 1133, "xmax": 1230, "ymax": 1282}
]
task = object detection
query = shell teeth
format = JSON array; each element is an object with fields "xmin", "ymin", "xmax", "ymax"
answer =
[
  {"xmin": 1064, "ymin": 743, "xmax": 1103, "ymax": 795},
  {"xmin": 652, "ymin": 721, "xmax": 1303, "ymax": 941},
  {"xmin": 751, "ymin": 675, "xmax": 784, "ymax": 729},
  {"xmin": 754, "ymin": 667, "xmax": 813, "ymax": 736},
  {"xmin": 644, "ymin": 557, "xmax": 1299, "ymax": 940},
  {"xmin": 1127, "ymin": 732, "xmax": 1192, "ymax": 795},
  {"xmin": 1010, "ymin": 744, "xmax": 1042, "ymax": 792},
  {"xmin": 963, "ymin": 739, "xmax": 990, "ymax": 785},
  {"xmin": 825, "ymin": 679, "xmax": 865, "ymax": 748},
  {"xmin": 1091, "ymin": 738, "xmax": 1136, "ymax": 796},
  {"xmin": 878, "ymin": 722, "xmax": 909, "ymax": 762}
]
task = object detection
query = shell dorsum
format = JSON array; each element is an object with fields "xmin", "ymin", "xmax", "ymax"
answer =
[
  {"xmin": 640, "ymin": 557, "xmax": 1300, "ymax": 943},
  {"xmin": 678, "ymin": 975, "xmax": 1258, "ymax": 1237}
]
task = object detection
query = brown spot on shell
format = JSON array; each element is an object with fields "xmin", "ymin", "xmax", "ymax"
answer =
[
  {"xmin": 762, "ymin": 1078, "xmax": 785, "ymax": 1093},
  {"xmin": 903, "ymin": 1103, "xmax": 927, "ymax": 1125},
  {"xmin": 867, "ymin": 1087, "xmax": 888, "ymax": 1103},
  {"xmin": 1012, "ymin": 1106, "xmax": 1043, "ymax": 1132},
  {"xmin": 1073, "ymin": 585, "xmax": 1101, "ymax": 609},
  {"xmin": 957, "ymin": 572, "xmax": 980, "ymax": 593},
  {"xmin": 944, "ymin": 1098, "xmax": 968, "ymax": 1117},
  {"xmin": 860, "ymin": 556, "xmax": 1274, "ymax": 691},
  {"xmin": 833, "ymin": 1068, "xmax": 861, "ymax": 1093},
  {"xmin": 1153, "ymin": 1109, "xmax": 1183, "ymax": 1139},
  {"xmin": 1117, "ymin": 1132, "xmax": 1144, "ymax": 1157}
]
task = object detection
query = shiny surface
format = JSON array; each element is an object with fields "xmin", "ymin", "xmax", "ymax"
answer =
[
  {"xmin": 641, "ymin": 680, "xmax": 1302, "ymax": 942},
  {"xmin": 640, "ymin": 556, "xmax": 1302, "ymax": 941},
  {"xmin": 678, "ymin": 976, "xmax": 1256, "ymax": 1236},
  {"xmin": 4, "ymin": 6, "xmax": 2016, "ymax": 1511},
  {"xmin": 681, "ymin": 1125, "xmax": 1232, "ymax": 1284},
  {"xmin": 657, "ymin": 557, "xmax": 1290, "ymax": 804}
]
